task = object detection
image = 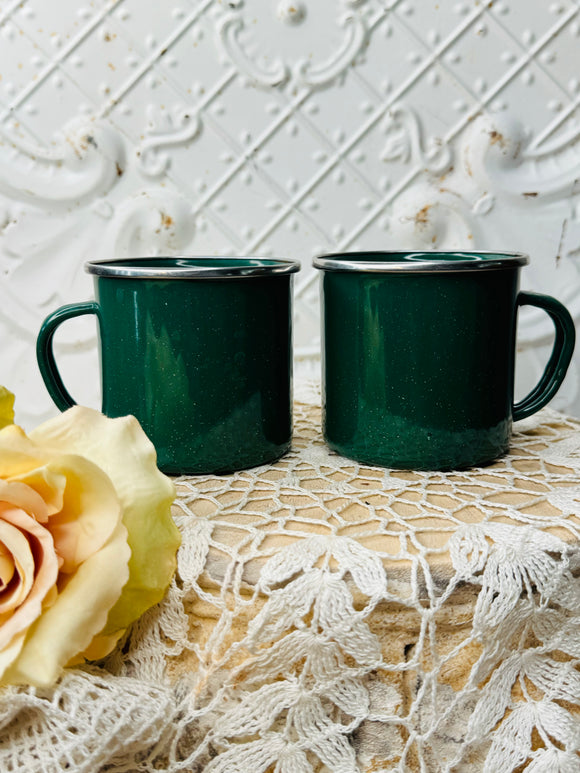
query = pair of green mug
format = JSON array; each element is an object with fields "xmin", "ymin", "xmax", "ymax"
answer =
[{"xmin": 37, "ymin": 253, "xmax": 576, "ymax": 474}]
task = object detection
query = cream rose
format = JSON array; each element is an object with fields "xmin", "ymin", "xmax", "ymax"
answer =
[{"xmin": 0, "ymin": 388, "xmax": 180, "ymax": 686}]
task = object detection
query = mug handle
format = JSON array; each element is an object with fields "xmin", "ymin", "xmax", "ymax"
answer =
[
  {"xmin": 36, "ymin": 302, "xmax": 100, "ymax": 412},
  {"xmin": 513, "ymin": 291, "xmax": 576, "ymax": 421}
]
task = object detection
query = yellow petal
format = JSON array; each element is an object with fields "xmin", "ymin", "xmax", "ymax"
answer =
[
  {"xmin": 10, "ymin": 466, "xmax": 66, "ymax": 518},
  {"xmin": 3, "ymin": 522, "xmax": 130, "ymax": 687},
  {"xmin": 20, "ymin": 456, "xmax": 124, "ymax": 574},
  {"xmin": 30, "ymin": 407, "xmax": 180, "ymax": 635},
  {"xmin": 0, "ymin": 387, "xmax": 14, "ymax": 430},
  {"xmin": 0, "ymin": 631, "xmax": 26, "ymax": 678},
  {"xmin": 0, "ymin": 425, "xmax": 51, "ymax": 479},
  {"xmin": 71, "ymin": 628, "xmax": 125, "ymax": 664}
]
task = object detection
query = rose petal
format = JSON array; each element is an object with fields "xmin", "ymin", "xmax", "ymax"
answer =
[
  {"xmin": 0, "ymin": 387, "xmax": 14, "ymax": 430},
  {"xmin": 70, "ymin": 628, "xmax": 125, "ymax": 664},
  {"xmin": 18, "ymin": 456, "xmax": 124, "ymax": 574},
  {"xmin": 0, "ymin": 482, "xmax": 56, "ymax": 654},
  {"xmin": 0, "ymin": 425, "xmax": 51, "ymax": 478},
  {"xmin": 0, "ymin": 502, "xmax": 59, "ymax": 667},
  {"xmin": 31, "ymin": 407, "xmax": 179, "ymax": 635},
  {"xmin": 0, "ymin": 479, "xmax": 50, "ymax": 523},
  {"xmin": 0, "ymin": 631, "xmax": 26, "ymax": 677},
  {"xmin": 10, "ymin": 466, "xmax": 66, "ymax": 518},
  {"xmin": 0, "ymin": 542, "xmax": 14, "ymax": 589},
  {"xmin": 0, "ymin": 513, "xmax": 35, "ymax": 617},
  {"xmin": 3, "ymin": 521, "xmax": 130, "ymax": 686}
]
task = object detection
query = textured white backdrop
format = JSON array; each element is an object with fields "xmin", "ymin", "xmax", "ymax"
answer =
[{"xmin": 0, "ymin": 0, "xmax": 579, "ymax": 428}]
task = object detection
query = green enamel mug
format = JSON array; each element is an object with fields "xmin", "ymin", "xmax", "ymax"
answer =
[
  {"xmin": 313, "ymin": 251, "xmax": 576, "ymax": 471},
  {"xmin": 37, "ymin": 257, "xmax": 300, "ymax": 474}
]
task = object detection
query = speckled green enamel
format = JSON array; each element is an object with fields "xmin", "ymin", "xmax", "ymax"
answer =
[
  {"xmin": 317, "ymin": 254, "xmax": 575, "ymax": 471},
  {"xmin": 96, "ymin": 275, "xmax": 293, "ymax": 474},
  {"xmin": 37, "ymin": 259, "xmax": 297, "ymax": 475}
]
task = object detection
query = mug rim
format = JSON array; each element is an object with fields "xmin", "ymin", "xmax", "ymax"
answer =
[
  {"xmin": 85, "ymin": 256, "xmax": 301, "ymax": 279},
  {"xmin": 313, "ymin": 250, "xmax": 529, "ymax": 273}
]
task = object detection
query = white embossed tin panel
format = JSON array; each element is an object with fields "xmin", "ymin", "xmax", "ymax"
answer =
[{"xmin": 0, "ymin": 0, "xmax": 579, "ymax": 427}]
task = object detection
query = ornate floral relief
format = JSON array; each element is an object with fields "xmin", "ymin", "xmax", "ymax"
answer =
[
  {"xmin": 459, "ymin": 115, "xmax": 580, "ymax": 338},
  {"xmin": 1, "ymin": 209, "xmax": 88, "ymax": 330},
  {"xmin": 102, "ymin": 189, "xmax": 196, "ymax": 256},
  {"xmin": 378, "ymin": 107, "xmax": 474, "ymax": 250},
  {"xmin": 137, "ymin": 105, "xmax": 201, "ymax": 178},
  {"xmin": 217, "ymin": 12, "xmax": 286, "ymax": 88},
  {"xmin": 3, "ymin": 178, "xmax": 193, "ymax": 257},
  {"xmin": 382, "ymin": 104, "xmax": 454, "ymax": 175},
  {"xmin": 0, "ymin": 119, "xmax": 125, "ymax": 208},
  {"xmin": 382, "ymin": 109, "xmax": 580, "ymax": 327},
  {"xmin": 216, "ymin": 0, "xmax": 369, "ymax": 88},
  {"xmin": 1, "ymin": 187, "xmax": 195, "ymax": 318},
  {"xmin": 462, "ymin": 113, "xmax": 580, "ymax": 200},
  {"xmin": 390, "ymin": 181, "xmax": 479, "ymax": 250},
  {"xmin": 294, "ymin": 13, "xmax": 367, "ymax": 87}
]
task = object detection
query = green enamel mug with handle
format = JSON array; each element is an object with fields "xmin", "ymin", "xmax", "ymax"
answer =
[
  {"xmin": 313, "ymin": 251, "xmax": 576, "ymax": 471},
  {"xmin": 37, "ymin": 257, "xmax": 300, "ymax": 475}
]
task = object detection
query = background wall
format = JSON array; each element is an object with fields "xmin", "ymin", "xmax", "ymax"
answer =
[{"xmin": 1, "ymin": 0, "xmax": 579, "ymax": 428}]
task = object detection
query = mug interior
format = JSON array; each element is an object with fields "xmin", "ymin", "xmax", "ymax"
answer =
[{"xmin": 96, "ymin": 257, "xmax": 286, "ymax": 269}]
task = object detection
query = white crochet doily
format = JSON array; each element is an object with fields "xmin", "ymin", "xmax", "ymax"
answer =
[{"xmin": 1, "ymin": 395, "xmax": 580, "ymax": 773}]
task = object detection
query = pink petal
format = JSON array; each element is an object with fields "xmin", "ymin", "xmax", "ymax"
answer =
[{"xmin": 0, "ymin": 503, "xmax": 59, "ymax": 654}]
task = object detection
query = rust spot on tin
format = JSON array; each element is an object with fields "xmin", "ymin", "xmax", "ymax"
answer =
[
  {"xmin": 415, "ymin": 205, "xmax": 431, "ymax": 227},
  {"xmin": 464, "ymin": 150, "xmax": 473, "ymax": 177},
  {"xmin": 523, "ymin": 192, "xmax": 538, "ymax": 197},
  {"xmin": 161, "ymin": 213, "xmax": 174, "ymax": 228},
  {"xmin": 488, "ymin": 130, "xmax": 506, "ymax": 149},
  {"xmin": 116, "ymin": 162, "xmax": 123, "ymax": 177}
]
